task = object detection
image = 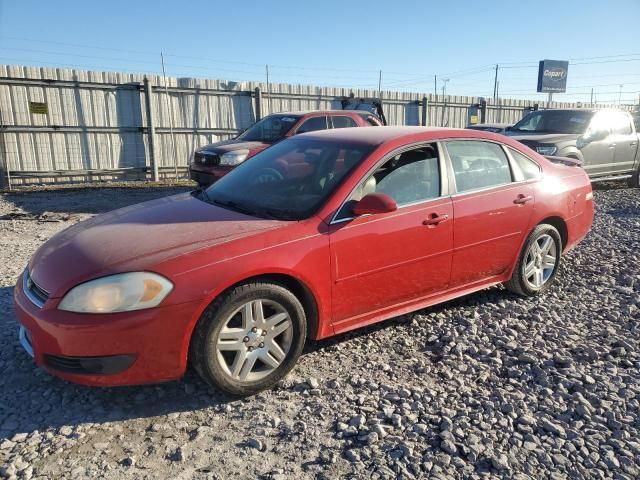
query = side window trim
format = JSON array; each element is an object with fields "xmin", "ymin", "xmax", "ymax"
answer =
[
  {"xmin": 505, "ymin": 147, "xmax": 543, "ymax": 182},
  {"xmin": 330, "ymin": 115, "xmax": 358, "ymax": 129},
  {"xmin": 442, "ymin": 139, "xmax": 519, "ymax": 196},
  {"xmin": 296, "ymin": 116, "xmax": 328, "ymax": 134},
  {"xmin": 331, "ymin": 141, "xmax": 449, "ymax": 224}
]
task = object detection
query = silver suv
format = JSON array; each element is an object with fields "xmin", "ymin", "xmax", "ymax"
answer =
[{"xmin": 507, "ymin": 109, "xmax": 640, "ymax": 185}]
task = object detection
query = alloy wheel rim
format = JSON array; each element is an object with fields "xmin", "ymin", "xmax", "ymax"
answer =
[
  {"xmin": 523, "ymin": 234, "xmax": 557, "ymax": 289},
  {"xmin": 215, "ymin": 299, "xmax": 293, "ymax": 383}
]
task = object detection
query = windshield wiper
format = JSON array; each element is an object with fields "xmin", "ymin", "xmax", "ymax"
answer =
[
  {"xmin": 259, "ymin": 207, "xmax": 300, "ymax": 221},
  {"xmin": 211, "ymin": 198, "xmax": 261, "ymax": 218},
  {"xmin": 191, "ymin": 186, "xmax": 210, "ymax": 201}
]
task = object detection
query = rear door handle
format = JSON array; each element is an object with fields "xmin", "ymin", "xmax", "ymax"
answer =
[
  {"xmin": 514, "ymin": 194, "xmax": 533, "ymax": 205},
  {"xmin": 608, "ymin": 144, "xmax": 616, "ymax": 149},
  {"xmin": 631, "ymin": 142, "xmax": 638, "ymax": 147},
  {"xmin": 422, "ymin": 213, "xmax": 449, "ymax": 226}
]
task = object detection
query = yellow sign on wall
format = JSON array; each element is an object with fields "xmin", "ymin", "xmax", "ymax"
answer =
[{"xmin": 29, "ymin": 102, "xmax": 48, "ymax": 115}]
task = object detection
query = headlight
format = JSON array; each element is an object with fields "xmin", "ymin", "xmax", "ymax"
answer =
[
  {"xmin": 535, "ymin": 145, "xmax": 557, "ymax": 156},
  {"xmin": 219, "ymin": 149, "xmax": 249, "ymax": 166},
  {"xmin": 58, "ymin": 272, "xmax": 173, "ymax": 313}
]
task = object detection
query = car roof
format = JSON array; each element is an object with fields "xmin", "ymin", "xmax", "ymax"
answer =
[
  {"xmin": 538, "ymin": 108, "xmax": 631, "ymax": 114},
  {"xmin": 268, "ymin": 110, "xmax": 375, "ymax": 116},
  {"xmin": 468, "ymin": 123, "xmax": 511, "ymax": 128},
  {"xmin": 298, "ymin": 126, "xmax": 496, "ymax": 146}
]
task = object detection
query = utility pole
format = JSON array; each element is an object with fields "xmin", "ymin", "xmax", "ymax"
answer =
[
  {"xmin": 619, "ymin": 84, "xmax": 623, "ymax": 105},
  {"xmin": 434, "ymin": 75, "xmax": 437, "ymax": 97},
  {"xmin": 493, "ymin": 64, "xmax": 499, "ymax": 101},
  {"xmin": 377, "ymin": 69, "xmax": 382, "ymax": 99},
  {"xmin": 590, "ymin": 88, "xmax": 594, "ymax": 105}
]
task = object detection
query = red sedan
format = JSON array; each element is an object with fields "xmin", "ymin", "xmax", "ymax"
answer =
[
  {"xmin": 189, "ymin": 110, "xmax": 382, "ymax": 187},
  {"xmin": 15, "ymin": 127, "xmax": 594, "ymax": 395}
]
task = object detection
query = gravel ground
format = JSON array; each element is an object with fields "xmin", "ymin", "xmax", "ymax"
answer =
[{"xmin": 0, "ymin": 182, "xmax": 639, "ymax": 480}]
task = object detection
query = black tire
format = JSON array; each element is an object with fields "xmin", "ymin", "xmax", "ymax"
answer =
[
  {"xmin": 505, "ymin": 224, "xmax": 562, "ymax": 297},
  {"xmin": 190, "ymin": 282, "xmax": 306, "ymax": 396},
  {"xmin": 628, "ymin": 166, "xmax": 640, "ymax": 188}
]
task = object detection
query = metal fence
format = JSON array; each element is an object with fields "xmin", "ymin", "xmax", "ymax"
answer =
[{"xmin": 0, "ymin": 64, "xmax": 631, "ymax": 187}]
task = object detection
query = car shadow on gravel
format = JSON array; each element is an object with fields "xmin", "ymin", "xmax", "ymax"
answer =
[
  {"xmin": 1, "ymin": 360, "xmax": 240, "ymax": 440},
  {"xmin": 306, "ymin": 284, "xmax": 516, "ymax": 354},
  {"xmin": 1, "ymin": 285, "xmax": 511, "ymax": 439},
  {"xmin": 3, "ymin": 274, "xmax": 543, "ymax": 442},
  {"xmin": 1, "ymin": 282, "xmax": 240, "ymax": 438}
]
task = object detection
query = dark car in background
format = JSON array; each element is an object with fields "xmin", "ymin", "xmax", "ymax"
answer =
[
  {"xmin": 466, "ymin": 123, "xmax": 512, "ymax": 134},
  {"xmin": 189, "ymin": 110, "xmax": 383, "ymax": 186},
  {"xmin": 506, "ymin": 109, "xmax": 640, "ymax": 185}
]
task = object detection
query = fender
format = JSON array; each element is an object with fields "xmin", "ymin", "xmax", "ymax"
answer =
[{"xmin": 557, "ymin": 146, "xmax": 583, "ymax": 162}]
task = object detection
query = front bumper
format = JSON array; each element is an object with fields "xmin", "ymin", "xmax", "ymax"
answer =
[
  {"xmin": 189, "ymin": 165, "xmax": 233, "ymax": 186},
  {"xmin": 14, "ymin": 276, "xmax": 204, "ymax": 386}
]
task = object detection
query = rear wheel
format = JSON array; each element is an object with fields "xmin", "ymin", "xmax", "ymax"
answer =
[
  {"xmin": 190, "ymin": 282, "xmax": 306, "ymax": 396},
  {"xmin": 505, "ymin": 224, "xmax": 562, "ymax": 297}
]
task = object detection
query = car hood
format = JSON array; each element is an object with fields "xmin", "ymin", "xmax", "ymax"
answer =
[
  {"xmin": 507, "ymin": 132, "xmax": 581, "ymax": 144},
  {"xmin": 28, "ymin": 193, "xmax": 286, "ymax": 297},
  {"xmin": 199, "ymin": 139, "xmax": 272, "ymax": 155}
]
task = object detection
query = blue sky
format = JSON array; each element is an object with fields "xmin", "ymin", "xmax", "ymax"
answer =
[{"xmin": 1, "ymin": 0, "xmax": 639, "ymax": 104}]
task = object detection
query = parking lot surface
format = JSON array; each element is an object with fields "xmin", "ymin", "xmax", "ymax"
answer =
[{"xmin": 1, "ymin": 183, "xmax": 639, "ymax": 479}]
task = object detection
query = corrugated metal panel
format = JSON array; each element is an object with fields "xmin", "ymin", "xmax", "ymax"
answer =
[{"xmin": 0, "ymin": 64, "xmax": 632, "ymax": 185}]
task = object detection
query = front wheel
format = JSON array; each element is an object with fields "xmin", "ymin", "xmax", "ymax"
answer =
[
  {"xmin": 190, "ymin": 282, "xmax": 306, "ymax": 396},
  {"xmin": 505, "ymin": 224, "xmax": 562, "ymax": 297}
]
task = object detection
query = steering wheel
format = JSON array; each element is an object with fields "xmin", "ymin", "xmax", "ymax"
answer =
[{"xmin": 250, "ymin": 167, "xmax": 284, "ymax": 185}]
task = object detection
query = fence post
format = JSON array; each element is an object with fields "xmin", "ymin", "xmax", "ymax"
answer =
[
  {"xmin": 421, "ymin": 96, "xmax": 428, "ymax": 126},
  {"xmin": 0, "ymin": 127, "xmax": 9, "ymax": 190},
  {"xmin": 254, "ymin": 87, "xmax": 262, "ymax": 121},
  {"xmin": 143, "ymin": 76, "xmax": 159, "ymax": 182}
]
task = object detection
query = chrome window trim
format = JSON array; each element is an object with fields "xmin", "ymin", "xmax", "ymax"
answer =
[
  {"xmin": 448, "ymin": 180, "xmax": 526, "ymax": 198},
  {"xmin": 441, "ymin": 138, "xmax": 524, "ymax": 197},
  {"xmin": 329, "ymin": 141, "xmax": 448, "ymax": 225},
  {"xmin": 22, "ymin": 269, "xmax": 47, "ymax": 309},
  {"xmin": 505, "ymin": 146, "xmax": 543, "ymax": 181}
]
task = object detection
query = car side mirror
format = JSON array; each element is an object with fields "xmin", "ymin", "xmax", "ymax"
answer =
[
  {"xmin": 586, "ymin": 128, "xmax": 608, "ymax": 141},
  {"xmin": 352, "ymin": 193, "xmax": 397, "ymax": 216}
]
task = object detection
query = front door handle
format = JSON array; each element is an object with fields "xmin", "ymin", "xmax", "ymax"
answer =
[
  {"xmin": 422, "ymin": 213, "xmax": 449, "ymax": 226},
  {"xmin": 514, "ymin": 194, "xmax": 533, "ymax": 205}
]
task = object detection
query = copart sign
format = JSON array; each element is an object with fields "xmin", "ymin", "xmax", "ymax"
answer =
[{"xmin": 537, "ymin": 60, "xmax": 569, "ymax": 93}]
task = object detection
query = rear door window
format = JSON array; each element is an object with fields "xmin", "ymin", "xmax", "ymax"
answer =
[
  {"xmin": 331, "ymin": 116, "xmax": 358, "ymax": 128},
  {"xmin": 364, "ymin": 115, "xmax": 382, "ymax": 126},
  {"xmin": 446, "ymin": 141, "xmax": 513, "ymax": 193},
  {"xmin": 296, "ymin": 116, "xmax": 329, "ymax": 134},
  {"xmin": 508, "ymin": 148, "xmax": 542, "ymax": 180}
]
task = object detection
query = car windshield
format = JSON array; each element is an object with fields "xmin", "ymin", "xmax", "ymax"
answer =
[
  {"xmin": 203, "ymin": 137, "xmax": 373, "ymax": 220},
  {"xmin": 511, "ymin": 110, "xmax": 593, "ymax": 134},
  {"xmin": 236, "ymin": 115, "xmax": 300, "ymax": 142}
]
